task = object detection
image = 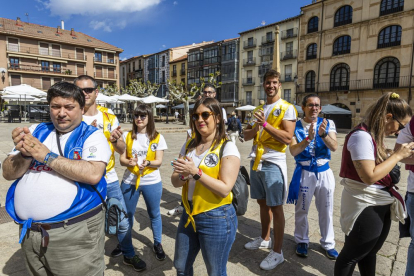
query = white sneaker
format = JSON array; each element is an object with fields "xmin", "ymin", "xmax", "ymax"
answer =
[
  {"xmin": 244, "ymin": 237, "xmax": 272, "ymax": 250},
  {"xmin": 167, "ymin": 205, "xmax": 183, "ymax": 216},
  {"xmin": 260, "ymin": 250, "xmax": 284, "ymax": 270}
]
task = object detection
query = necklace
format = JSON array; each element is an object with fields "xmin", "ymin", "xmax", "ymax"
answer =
[{"xmin": 198, "ymin": 141, "xmax": 212, "ymax": 154}]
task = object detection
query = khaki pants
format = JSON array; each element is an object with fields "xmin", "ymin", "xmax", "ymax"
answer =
[{"xmin": 20, "ymin": 207, "xmax": 105, "ymax": 276}]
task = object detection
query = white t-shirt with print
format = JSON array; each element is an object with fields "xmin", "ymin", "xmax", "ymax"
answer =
[
  {"xmin": 293, "ymin": 119, "xmax": 337, "ymax": 166},
  {"xmin": 83, "ymin": 110, "xmax": 120, "ymax": 183},
  {"xmin": 179, "ymin": 141, "xmax": 240, "ymax": 201},
  {"xmin": 122, "ymin": 132, "xmax": 168, "ymax": 186},
  {"xmin": 10, "ymin": 124, "xmax": 111, "ymax": 221},
  {"xmin": 396, "ymin": 123, "xmax": 414, "ymax": 192},
  {"xmin": 347, "ymin": 131, "xmax": 383, "ymax": 189},
  {"xmin": 248, "ymin": 99, "xmax": 297, "ymax": 166}
]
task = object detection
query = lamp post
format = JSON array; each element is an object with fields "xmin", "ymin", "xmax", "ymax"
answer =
[{"xmin": 1, "ymin": 70, "xmax": 5, "ymax": 84}]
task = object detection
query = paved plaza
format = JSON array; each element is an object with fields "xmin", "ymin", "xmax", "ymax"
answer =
[{"xmin": 0, "ymin": 122, "xmax": 410, "ymax": 276}]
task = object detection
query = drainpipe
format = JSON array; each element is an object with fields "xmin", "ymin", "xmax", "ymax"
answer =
[
  {"xmin": 316, "ymin": 0, "xmax": 325, "ymax": 93},
  {"xmin": 409, "ymin": 37, "xmax": 414, "ymax": 104}
]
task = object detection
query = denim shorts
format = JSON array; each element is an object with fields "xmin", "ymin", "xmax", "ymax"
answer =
[{"xmin": 250, "ymin": 160, "xmax": 285, "ymax": 206}]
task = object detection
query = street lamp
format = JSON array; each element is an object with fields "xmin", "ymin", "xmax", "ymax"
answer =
[{"xmin": 1, "ymin": 70, "xmax": 5, "ymax": 84}]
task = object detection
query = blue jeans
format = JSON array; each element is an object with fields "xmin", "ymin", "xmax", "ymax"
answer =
[
  {"xmin": 106, "ymin": 180, "xmax": 130, "ymax": 252},
  {"xmin": 174, "ymin": 204, "xmax": 237, "ymax": 276},
  {"xmin": 406, "ymin": 192, "xmax": 414, "ymax": 275},
  {"xmin": 119, "ymin": 181, "xmax": 163, "ymax": 258}
]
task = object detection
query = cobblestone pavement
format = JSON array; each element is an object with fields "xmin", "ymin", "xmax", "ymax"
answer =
[{"xmin": 0, "ymin": 122, "xmax": 410, "ymax": 276}]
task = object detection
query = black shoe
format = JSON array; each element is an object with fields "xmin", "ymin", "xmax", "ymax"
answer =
[
  {"xmin": 153, "ymin": 243, "xmax": 166, "ymax": 261},
  {"xmin": 111, "ymin": 244, "xmax": 122, "ymax": 258},
  {"xmin": 123, "ymin": 255, "xmax": 146, "ymax": 272}
]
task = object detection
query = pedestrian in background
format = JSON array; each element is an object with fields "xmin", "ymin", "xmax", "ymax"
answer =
[{"xmin": 227, "ymin": 111, "xmax": 242, "ymax": 144}]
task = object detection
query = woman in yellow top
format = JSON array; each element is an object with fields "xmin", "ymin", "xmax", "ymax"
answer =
[
  {"xmin": 113, "ymin": 105, "xmax": 168, "ymax": 271},
  {"xmin": 171, "ymin": 97, "xmax": 240, "ymax": 276}
]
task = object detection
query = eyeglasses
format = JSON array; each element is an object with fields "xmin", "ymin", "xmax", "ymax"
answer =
[
  {"xmin": 203, "ymin": 91, "xmax": 215, "ymax": 96},
  {"xmin": 134, "ymin": 114, "xmax": 147, "ymax": 120},
  {"xmin": 306, "ymin": 104, "xmax": 320, "ymax": 108},
  {"xmin": 394, "ymin": 117, "xmax": 405, "ymax": 131},
  {"xmin": 81, "ymin": 87, "xmax": 96, "ymax": 94},
  {"xmin": 191, "ymin": 111, "xmax": 214, "ymax": 121}
]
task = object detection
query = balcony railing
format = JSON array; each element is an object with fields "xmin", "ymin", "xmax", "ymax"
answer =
[
  {"xmin": 222, "ymin": 53, "xmax": 237, "ymax": 61},
  {"xmin": 94, "ymin": 57, "xmax": 116, "ymax": 64},
  {"xmin": 242, "ymin": 78, "xmax": 255, "ymax": 86},
  {"xmin": 180, "ymin": 69, "xmax": 186, "ymax": 76},
  {"xmin": 243, "ymin": 39, "xmax": 257, "ymax": 49},
  {"xmin": 6, "ymin": 45, "xmax": 87, "ymax": 61},
  {"xmin": 172, "ymin": 71, "xmax": 177, "ymax": 77},
  {"xmin": 204, "ymin": 57, "xmax": 220, "ymax": 65},
  {"xmin": 258, "ymin": 65, "xmax": 271, "ymax": 77},
  {"xmin": 297, "ymin": 76, "xmax": 413, "ymax": 93},
  {"xmin": 380, "ymin": 5, "xmax": 404, "ymax": 16},
  {"xmin": 281, "ymin": 74, "xmax": 293, "ymax": 82},
  {"xmin": 260, "ymin": 55, "xmax": 273, "ymax": 63},
  {"xmin": 94, "ymin": 72, "xmax": 117, "ymax": 79},
  {"xmin": 188, "ymin": 60, "xmax": 202, "ymax": 68},
  {"xmin": 8, "ymin": 64, "xmax": 76, "ymax": 76},
  {"xmin": 221, "ymin": 92, "xmax": 238, "ymax": 102},
  {"xmin": 262, "ymin": 35, "xmax": 274, "ymax": 44},
  {"xmin": 281, "ymin": 28, "xmax": 298, "ymax": 40},
  {"xmin": 243, "ymin": 58, "xmax": 256, "ymax": 66},
  {"xmin": 281, "ymin": 50, "xmax": 297, "ymax": 60}
]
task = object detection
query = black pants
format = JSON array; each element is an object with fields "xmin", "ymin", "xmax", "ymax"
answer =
[{"xmin": 334, "ymin": 204, "xmax": 391, "ymax": 276}]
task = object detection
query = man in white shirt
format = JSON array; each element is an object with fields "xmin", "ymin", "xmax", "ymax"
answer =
[
  {"xmin": 3, "ymin": 82, "xmax": 111, "ymax": 275},
  {"xmin": 203, "ymin": 84, "xmax": 227, "ymax": 124},
  {"xmin": 243, "ymin": 69, "xmax": 296, "ymax": 270},
  {"xmin": 288, "ymin": 94, "xmax": 339, "ymax": 260},
  {"xmin": 74, "ymin": 75, "xmax": 146, "ymax": 270}
]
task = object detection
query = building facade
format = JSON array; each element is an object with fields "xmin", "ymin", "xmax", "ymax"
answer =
[
  {"xmin": 0, "ymin": 17, "xmax": 122, "ymax": 91},
  {"xmin": 120, "ymin": 55, "xmax": 146, "ymax": 88},
  {"xmin": 169, "ymin": 54, "xmax": 187, "ymax": 87},
  {"xmin": 297, "ymin": 0, "xmax": 414, "ymax": 128},
  {"xmin": 220, "ymin": 38, "xmax": 240, "ymax": 109},
  {"xmin": 238, "ymin": 16, "xmax": 301, "ymax": 107}
]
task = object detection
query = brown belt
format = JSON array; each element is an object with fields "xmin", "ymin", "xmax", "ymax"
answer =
[{"xmin": 29, "ymin": 205, "xmax": 102, "ymax": 247}]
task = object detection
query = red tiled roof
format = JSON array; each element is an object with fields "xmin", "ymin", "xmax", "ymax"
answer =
[
  {"xmin": 170, "ymin": 54, "xmax": 188, "ymax": 63},
  {"xmin": 0, "ymin": 17, "xmax": 123, "ymax": 52}
]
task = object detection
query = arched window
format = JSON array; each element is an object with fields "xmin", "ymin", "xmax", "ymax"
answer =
[
  {"xmin": 380, "ymin": 0, "xmax": 404, "ymax": 16},
  {"xmin": 378, "ymin": 25, "xmax": 402, "ymax": 49},
  {"xmin": 305, "ymin": 71, "xmax": 316, "ymax": 92},
  {"xmin": 306, "ymin": 44, "xmax": 317, "ymax": 60},
  {"xmin": 333, "ymin": 35, "xmax": 351, "ymax": 56},
  {"xmin": 308, "ymin": 17, "xmax": 318, "ymax": 33},
  {"xmin": 374, "ymin": 57, "xmax": 400, "ymax": 88},
  {"xmin": 330, "ymin": 63, "xmax": 350, "ymax": 91},
  {"xmin": 334, "ymin": 6, "xmax": 353, "ymax": 27}
]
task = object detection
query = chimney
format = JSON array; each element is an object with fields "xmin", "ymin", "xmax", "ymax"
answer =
[
  {"xmin": 16, "ymin": 17, "xmax": 22, "ymax": 26},
  {"xmin": 61, "ymin": 20, "xmax": 64, "ymax": 30},
  {"xmin": 57, "ymin": 26, "xmax": 61, "ymax": 34},
  {"xmin": 70, "ymin": 28, "xmax": 76, "ymax": 36}
]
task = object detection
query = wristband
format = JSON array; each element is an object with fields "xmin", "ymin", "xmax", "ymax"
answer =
[
  {"xmin": 146, "ymin": 160, "xmax": 151, "ymax": 167},
  {"xmin": 305, "ymin": 136, "xmax": 311, "ymax": 142},
  {"xmin": 179, "ymin": 174, "xmax": 189, "ymax": 181},
  {"xmin": 262, "ymin": 122, "xmax": 268, "ymax": 128},
  {"xmin": 320, "ymin": 132, "xmax": 328, "ymax": 138}
]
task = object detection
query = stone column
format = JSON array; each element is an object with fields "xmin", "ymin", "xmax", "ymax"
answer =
[{"xmin": 272, "ymin": 25, "xmax": 280, "ymax": 72}]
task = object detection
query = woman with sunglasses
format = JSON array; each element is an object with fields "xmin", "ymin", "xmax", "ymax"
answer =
[
  {"xmin": 116, "ymin": 104, "xmax": 168, "ymax": 270},
  {"xmin": 171, "ymin": 97, "xmax": 240, "ymax": 276},
  {"xmin": 335, "ymin": 92, "xmax": 414, "ymax": 276}
]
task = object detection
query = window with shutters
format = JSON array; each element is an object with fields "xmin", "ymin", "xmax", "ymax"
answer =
[
  {"xmin": 76, "ymin": 64, "xmax": 85, "ymax": 75},
  {"xmin": 42, "ymin": 77, "xmax": 51, "ymax": 90},
  {"xmin": 51, "ymin": 45, "xmax": 61, "ymax": 57},
  {"xmin": 95, "ymin": 67, "xmax": 103, "ymax": 78},
  {"xmin": 8, "ymin": 38, "xmax": 19, "ymax": 52},
  {"xmin": 10, "ymin": 75, "xmax": 21, "ymax": 86},
  {"xmin": 75, "ymin": 48, "xmax": 84, "ymax": 60},
  {"xmin": 39, "ymin": 43, "xmax": 49, "ymax": 56}
]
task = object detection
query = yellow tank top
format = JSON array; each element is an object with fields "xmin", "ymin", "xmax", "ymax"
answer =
[
  {"xmin": 125, "ymin": 131, "xmax": 161, "ymax": 190},
  {"xmin": 182, "ymin": 138, "xmax": 233, "ymax": 231},
  {"xmin": 97, "ymin": 105, "xmax": 109, "ymax": 113},
  {"xmin": 251, "ymin": 99, "xmax": 297, "ymax": 171}
]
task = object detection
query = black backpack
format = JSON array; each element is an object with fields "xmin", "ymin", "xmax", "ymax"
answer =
[
  {"xmin": 229, "ymin": 118, "xmax": 239, "ymax": 131},
  {"xmin": 220, "ymin": 140, "xmax": 250, "ymax": 216}
]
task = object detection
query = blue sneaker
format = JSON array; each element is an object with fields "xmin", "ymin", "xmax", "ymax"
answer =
[
  {"xmin": 295, "ymin": 243, "xmax": 308, "ymax": 257},
  {"xmin": 325, "ymin": 248, "xmax": 339, "ymax": 260}
]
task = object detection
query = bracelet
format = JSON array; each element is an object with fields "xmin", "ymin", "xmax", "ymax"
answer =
[
  {"xmin": 320, "ymin": 132, "xmax": 328, "ymax": 138},
  {"xmin": 20, "ymin": 152, "xmax": 33, "ymax": 160},
  {"xmin": 146, "ymin": 160, "xmax": 151, "ymax": 167},
  {"xmin": 305, "ymin": 136, "xmax": 311, "ymax": 142},
  {"xmin": 262, "ymin": 122, "xmax": 268, "ymax": 128},
  {"xmin": 179, "ymin": 174, "xmax": 189, "ymax": 181}
]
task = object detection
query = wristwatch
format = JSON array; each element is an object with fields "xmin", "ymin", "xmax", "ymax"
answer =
[
  {"xmin": 320, "ymin": 132, "xmax": 328, "ymax": 138},
  {"xmin": 193, "ymin": 168, "xmax": 202, "ymax": 180},
  {"xmin": 146, "ymin": 160, "xmax": 151, "ymax": 167},
  {"xmin": 44, "ymin": 152, "xmax": 59, "ymax": 166}
]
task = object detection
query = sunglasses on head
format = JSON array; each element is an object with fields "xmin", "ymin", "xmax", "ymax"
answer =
[
  {"xmin": 134, "ymin": 113, "xmax": 147, "ymax": 120},
  {"xmin": 192, "ymin": 111, "xmax": 214, "ymax": 121},
  {"xmin": 82, "ymin": 87, "xmax": 96, "ymax": 94}
]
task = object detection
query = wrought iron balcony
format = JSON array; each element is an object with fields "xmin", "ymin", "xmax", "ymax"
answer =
[
  {"xmin": 261, "ymin": 35, "xmax": 274, "ymax": 44},
  {"xmin": 243, "ymin": 39, "xmax": 257, "ymax": 49},
  {"xmin": 180, "ymin": 69, "xmax": 186, "ymax": 76},
  {"xmin": 243, "ymin": 58, "xmax": 256, "ymax": 66},
  {"xmin": 242, "ymin": 78, "xmax": 255, "ymax": 86},
  {"xmin": 6, "ymin": 45, "xmax": 87, "ymax": 61},
  {"xmin": 281, "ymin": 50, "xmax": 297, "ymax": 61},
  {"xmin": 281, "ymin": 28, "xmax": 298, "ymax": 40}
]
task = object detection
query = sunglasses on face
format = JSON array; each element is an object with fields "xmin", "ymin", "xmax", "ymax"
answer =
[
  {"xmin": 306, "ymin": 104, "xmax": 320, "ymax": 108},
  {"xmin": 81, "ymin": 88, "xmax": 96, "ymax": 94},
  {"xmin": 134, "ymin": 114, "xmax": 147, "ymax": 120},
  {"xmin": 203, "ymin": 91, "xmax": 215, "ymax": 96},
  {"xmin": 394, "ymin": 117, "xmax": 405, "ymax": 131},
  {"xmin": 192, "ymin": 111, "xmax": 214, "ymax": 121}
]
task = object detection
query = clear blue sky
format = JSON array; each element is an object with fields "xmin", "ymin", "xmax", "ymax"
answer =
[{"xmin": 1, "ymin": 0, "xmax": 311, "ymax": 60}]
